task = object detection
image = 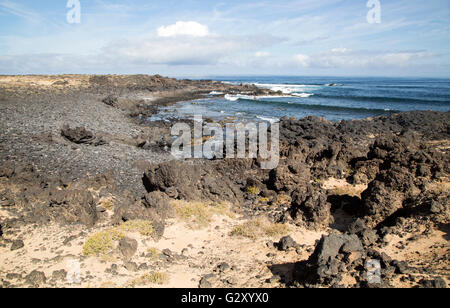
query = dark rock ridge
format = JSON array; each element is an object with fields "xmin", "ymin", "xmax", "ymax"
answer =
[
  {"xmin": 140, "ymin": 111, "xmax": 449, "ymax": 231},
  {"xmin": 1, "ymin": 111, "xmax": 447, "ymax": 236}
]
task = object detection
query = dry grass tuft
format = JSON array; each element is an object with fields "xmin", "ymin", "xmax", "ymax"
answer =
[
  {"xmin": 98, "ymin": 196, "xmax": 115, "ymax": 211},
  {"xmin": 171, "ymin": 200, "xmax": 234, "ymax": 229},
  {"xmin": 130, "ymin": 272, "xmax": 169, "ymax": 286},
  {"xmin": 83, "ymin": 220, "xmax": 153, "ymax": 257},
  {"xmin": 118, "ymin": 220, "xmax": 154, "ymax": 236},
  {"xmin": 231, "ymin": 217, "xmax": 290, "ymax": 239},
  {"xmin": 274, "ymin": 194, "xmax": 292, "ymax": 206},
  {"xmin": 100, "ymin": 281, "xmax": 118, "ymax": 288},
  {"xmin": 146, "ymin": 247, "xmax": 161, "ymax": 260}
]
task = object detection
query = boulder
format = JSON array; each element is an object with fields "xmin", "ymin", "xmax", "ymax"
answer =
[
  {"xmin": 118, "ymin": 237, "xmax": 138, "ymax": 259},
  {"xmin": 278, "ymin": 236, "xmax": 298, "ymax": 251},
  {"xmin": 61, "ymin": 125, "xmax": 106, "ymax": 146},
  {"xmin": 25, "ymin": 270, "xmax": 46, "ymax": 287},
  {"xmin": 290, "ymin": 185, "xmax": 332, "ymax": 230},
  {"xmin": 10, "ymin": 239, "xmax": 24, "ymax": 251}
]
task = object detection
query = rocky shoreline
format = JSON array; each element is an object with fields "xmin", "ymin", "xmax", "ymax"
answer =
[{"xmin": 0, "ymin": 75, "xmax": 448, "ymax": 288}]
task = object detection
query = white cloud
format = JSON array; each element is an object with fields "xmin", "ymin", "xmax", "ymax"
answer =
[
  {"xmin": 255, "ymin": 51, "xmax": 270, "ymax": 57},
  {"xmin": 293, "ymin": 54, "xmax": 310, "ymax": 67},
  {"xmin": 292, "ymin": 49, "xmax": 435, "ymax": 69},
  {"xmin": 0, "ymin": 0, "xmax": 42, "ymax": 23},
  {"xmin": 331, "ymin": 48, "xmax": 348, "ymax": 53},
  {"xmin": 100, "ymin": 33, "xmax": 281, "ymax": 66},
  {"xmin": 157, "ymin": 21, "xmax": 210, "ymax": 38}
]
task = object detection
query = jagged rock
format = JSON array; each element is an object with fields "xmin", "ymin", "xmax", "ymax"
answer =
[
  {"xmin": 25, "ymin": 270, "xmax": 46, "ymax": 287},
  {"xmin": 420, "ymin": 278, "xmax": 447, "ymax": 288},
  {"xmin": 268, "ymin": 162, "xmax": 311, "ymax": 193},
  {"xmin": 361, "ymin": 166, "xmax": 419, "ymax": 227},
  {"xmin": 61, "ymin": 125, "xmax": 106, "ymax": 146},
  {"xmin": 347, "ymin": 218, "xmax": 366, "ymax": 234},
  {"xmin": 118, "ymin": 237, "xmax": 138, "ymax": 259},
  {"xmin": 143, "ymin": 160, "xmax": 245, "ymax": 204},
  {"xmin": 278, "ymin": 236, "xmax": 298, "ymax": 251},
  {"xmin": 10, "ymin": 239, "xmax": 24, "ymax": 251},
  {"xmin": 61, "ymin": 125, "xmax": 95, "ymax": 144},
  {"xmin": 216, "ymin": 262, "xmax": 231, "ymax": 272},
  {"xmin": 102, "ymin": 95, "xmax": 118, "ymax": 107},
  {"xmin": 113, "ymin": 202, "xmax": 165, "ymax": 240},
  {"xmin": 52, "ymin": 269, "xmax": 67, "ymax": 281},
  {"xmin": 392, "ymin": 260, "xmax": 410, "ymax": 274},
  {"xmin": 142, "ymin": 191, "xmax": 175, "ymax": 219},
  {"xmin": 290, "ymin": 185, "xmax": 332, "ymax": 230},
  {"xmin": 44, "ymin": 189, "xmax": 98, "ymax": 226},
  {"xmin": 6, "ymin": 273, "xmax": 22, "ymax": 280},
  {"xmin": 360, "ymin": 229, "xmax": 378, "ymax": 247},
  {"xmin": 294, "ymin": 234, "xmax": 364, "ymax": 286},
  {"xmin": 199, "ymin": 274, "xmax": 215, "ymax": 288}
]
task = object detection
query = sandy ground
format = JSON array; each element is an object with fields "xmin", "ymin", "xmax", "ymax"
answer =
[
  {"xmin": 2, "ymin": 178, "xmax": 446, "ymax": 288},
  {"xmin": 0, "ymin": 210, "xmax": 324, "ymax": 288}
]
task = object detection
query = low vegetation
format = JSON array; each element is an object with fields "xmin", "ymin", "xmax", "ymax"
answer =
[
  {"xmin": 146, "ymin": 247, "xmax": 161, "ymax": 260},
  {"xmin": 246, "ymin": 186, "xmax": 260, "ymax": 195},
  {"xmin": 118, "ymin": 219, "xmax": 154, "ymax": 236},
  {"xmin": 231, "ymin": 217, "xmax": 290, "ymax": 239},
  {"xmin": 83, "ymin": 220, "xmax": 154, "ymax": 257},
  {"xmin": 171, "ymin": 200, "xmax": 234, "ymax": 229},
  {"xmin": 82, "ymin": 229, "xmax": 125, "ymax": 257},
  {"xmin": 274, "ymin": 194, "xmax": 291, "ymax": 206},
  {"xmin": 259, "ymin": 197, "xmax": 270, "ymax": 203},
  {"xmin": 130, "ymin": 272, "xmax": 169, "ymax": 286}
]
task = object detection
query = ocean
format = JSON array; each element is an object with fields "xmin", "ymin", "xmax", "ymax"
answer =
[{"xmin": 152, "ymin": 76, "xmax": 450, "ymax": 123}]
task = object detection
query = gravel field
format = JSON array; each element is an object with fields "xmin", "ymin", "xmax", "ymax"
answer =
[{"xmin": 0, "ymin": 91, "xmax": 172, "ymax": 197}]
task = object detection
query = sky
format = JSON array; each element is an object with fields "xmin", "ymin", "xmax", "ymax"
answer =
[{"xmin": 0, "ymin": 0, "xmax": 449, "ymax": 77}]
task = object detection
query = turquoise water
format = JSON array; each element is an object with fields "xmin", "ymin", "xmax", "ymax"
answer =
[{"xmin": 153, "ymin": 76, "xmax": 450, "ymax": 122}]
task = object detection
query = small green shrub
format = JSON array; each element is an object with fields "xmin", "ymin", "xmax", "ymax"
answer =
[
  {"xmin": 82, "ymin": 229, "xmax": 125, "ymax": 257},
  {"xmin": 118, "ymin": 220, "xmax": 154, "ymax": 236},
  {"xmin": 246, "ymin": 186, "xmax": 260, "ymax": 195}
]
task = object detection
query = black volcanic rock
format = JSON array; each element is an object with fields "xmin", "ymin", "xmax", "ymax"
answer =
[{"xmin": 61, "ymin": 125, "xmax": 106, "ymax": 146}]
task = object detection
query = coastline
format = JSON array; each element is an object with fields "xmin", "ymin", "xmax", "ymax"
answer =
[{"xmin": 0, "ymin": 75, "xmax": 448, "ymax": 288}]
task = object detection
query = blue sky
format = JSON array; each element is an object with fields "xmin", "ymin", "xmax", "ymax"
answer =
[{"xmin": 0, "ymin": 0, "xmax": 449, "ymax": 77}]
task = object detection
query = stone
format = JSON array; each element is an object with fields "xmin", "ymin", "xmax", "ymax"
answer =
[
  {"xmin": 216, "ymin": 262, "xmax": 231, "ymax": 272},
  {"xmin": 360, "ymin": 229, "xmax": 379, "ymax": 247},
  {"xmin": 25, "ymin": 270, "xmax": 46, "ymax": 287},
  {"xmin": 10, "ymin": 239, "xmax": 24, "ymax": 251},
  {"xmin": 118, "ymin": 237, "xmax": 138, "ymax": 259},
  {"xmin": 420, "ymin": 278, "xmax": 447, "ymax": 288},
  {"xmin": 278, "ymin": 236, "xmax": 298, "ymax": 251},
  {"xmin": 123, "ymin": 261, "xmax": 138, "ymax": 272},
  {"xmin": 52, "ymin": 269, "xmax": 67, "ymax": 281},
  {"xmin": 347, "ymin": 218, "xmax": 366, "ymax": 234}
]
